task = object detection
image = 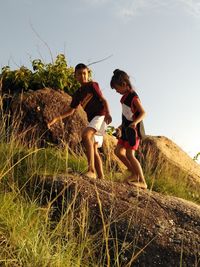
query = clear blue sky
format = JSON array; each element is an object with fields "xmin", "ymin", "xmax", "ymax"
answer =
[{"xmin": 1, "ymin": 0, "xmax": 200, "ymax": 161}]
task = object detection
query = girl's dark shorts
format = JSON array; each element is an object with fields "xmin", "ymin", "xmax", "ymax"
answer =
[{"xmin": 117, "ymin": 127, "xmax": 140, "ymax": 150}]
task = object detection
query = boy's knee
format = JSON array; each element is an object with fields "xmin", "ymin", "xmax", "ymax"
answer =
[
  {"xmin": 82, "ymin": 128, "xmax": 96, "ymax": 143},
  {"xmin": 82, "ymin": 129, "xmax": 90, "ymax": 140},
  {"xmin": 81, "ymin": 131, "xmax": 87, "ymax": 140}
]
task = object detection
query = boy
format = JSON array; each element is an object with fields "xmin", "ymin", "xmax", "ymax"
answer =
[{"xmin": 48, "ymin": 63, "xmax": 112, "ymax": 179}]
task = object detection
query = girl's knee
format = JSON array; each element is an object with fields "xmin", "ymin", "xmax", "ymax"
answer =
[
  {"xmin": 114, "ymin": 147, "xmax": 123, "ymax": 158},
  {"xmin": 114, "ymin": 147, "xmax": 119, "ymax": 156},
  {"xmin": 126, "ymin": 149, "xmax": 135, "ymax": 159}
]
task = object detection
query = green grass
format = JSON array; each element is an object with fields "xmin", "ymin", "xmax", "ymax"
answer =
[
  {"xmin": 141, "ymin": 150, "xmax": 200, "ymax": 204},
  {"xmin": 0, "ymin": 191, "xmax": 96, "ymax": 267},
  {"xmin": 0, "ymin": 108, "xmax": 200, "ymax": 266}
]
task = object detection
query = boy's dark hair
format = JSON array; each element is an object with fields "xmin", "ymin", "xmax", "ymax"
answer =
[
  {"xmin": 75, "ymin": 63, "xmax": 88, "ymax": 72},
  {"xmin": 110, "ymin": 69, "xmax": 132, "ymax": 89}
]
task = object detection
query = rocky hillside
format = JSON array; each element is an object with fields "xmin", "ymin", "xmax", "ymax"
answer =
[
  {"xmin": 8, "ymin": 87, "xmax": 200, "ymax": 181},
  {"xmin": 31, "ymin": 173, "xmax": 200, "ymax": 267},
  {"xmin": 2, "ymin": 87, "xmax": 200, "ymax": 266}
]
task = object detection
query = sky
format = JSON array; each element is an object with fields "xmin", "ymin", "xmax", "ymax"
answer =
[{"xmin": 1, "ymin": 0, "xmax": 200, "ymax": 162}]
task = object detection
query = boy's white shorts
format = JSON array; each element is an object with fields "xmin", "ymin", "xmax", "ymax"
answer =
[
  {"xmin": 94, "ymin": 135, "xmax": 103, "ymax": 148},
  {"xmin": 88, "ymin": 115, "xmax": 107, "ymax": 148}
]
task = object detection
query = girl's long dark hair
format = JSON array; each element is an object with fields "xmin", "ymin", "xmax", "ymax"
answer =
[{"xmin": 110, "ymin": 69, "xmax": 132, "ymax": 89}]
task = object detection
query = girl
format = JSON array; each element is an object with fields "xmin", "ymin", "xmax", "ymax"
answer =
[{"xmin": 110, "ymin": 69, "xmax": 147, "ymax": 189}]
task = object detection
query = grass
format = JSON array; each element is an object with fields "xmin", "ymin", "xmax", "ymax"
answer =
[
  {"xmin": 0, "ymin": 192, "xmax": 96, "ymax": 267},
  {"xmin": 139, "ymin": 148, "xmax": 200, "ymax": 204},
  {"xmin": 0, "ymin": 105, "xmax": 200, "ymax": 266}
]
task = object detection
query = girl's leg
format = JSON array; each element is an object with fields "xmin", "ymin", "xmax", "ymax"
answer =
[
  {"xmin": 125, "ymin": 148, "xmax": 147, "ymax": 189},
  {"xmin": 94, "ymin": 142, "xmax": 104, "ymax": 179},
  {"xmin": 114, "ymin": 144, "xmax": 132, "ymax": 171},
  {"xmin": 82, "ymin": 127, "xmax": 97, "ymax": 178}
]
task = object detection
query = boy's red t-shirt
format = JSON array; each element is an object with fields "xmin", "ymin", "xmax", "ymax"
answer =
[{"xmin": 70, "ymin": 81, "xmax": 107, "ymax": 122}]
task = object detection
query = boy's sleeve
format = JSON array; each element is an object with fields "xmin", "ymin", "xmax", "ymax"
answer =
[
  {"xmin": 92, "ymin": 82, "xmax": 103, "ymax": 98},
  {"xmin": 70, "ymin": 90, "xmax": 81, "ymax": 109}
]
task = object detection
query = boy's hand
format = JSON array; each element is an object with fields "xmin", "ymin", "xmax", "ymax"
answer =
[
  {"xmin": 104, "ymin": 114, "xmax": 112, "ymax": 124},
  {"xmin": 47, "ymin": 122, "xmax": 53, "ymax": 129},
  {"xmin": 47, "ymin": 118, "xmax": 57, "ymax": 129}
]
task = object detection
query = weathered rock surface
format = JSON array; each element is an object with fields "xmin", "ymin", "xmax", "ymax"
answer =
[
  {"xmin": 139, "ymin": 135, "xmax": 200, "ymax": 186},
  {"xmin": 11, "ymin": 87, "xmax": 87, "ymax": 149},
  {"xmin": 32, "ymin": 174, "xmax": 200, "ymax": 267}
]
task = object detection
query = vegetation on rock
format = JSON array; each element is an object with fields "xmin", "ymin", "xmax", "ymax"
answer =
[{"xmin": 0, "ymin": 54, "xmax": 79, "ymax": 95}]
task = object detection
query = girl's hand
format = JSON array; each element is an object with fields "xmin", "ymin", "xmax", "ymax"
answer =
[
  {"xmin": 114, "ymin": 127, "xmax": 121, "ymax": 138},
  {"xmin": 129, "ymin": 122, "xmax": 137, "ymax": 129}
]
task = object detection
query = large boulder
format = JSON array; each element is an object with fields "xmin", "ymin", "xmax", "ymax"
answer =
[
  {"xmin": 138, "ymin": 136, "xmax": 200, "ymax": 187},
  {"xmin": 11, "ymin": 88, "xmax": 87, "ymax": 149},
  {"xmin": 31, "ymin": 174, "xmax": 200, "ymax": 267}
]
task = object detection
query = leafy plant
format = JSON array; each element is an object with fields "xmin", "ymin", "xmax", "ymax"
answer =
[
  {"xmin": 0, "ymin": 54, "xmax": 80, "ymax": 96},
  {"xmin": 106, "ymin": 125, "xmax": 116, "ymax": 136}
]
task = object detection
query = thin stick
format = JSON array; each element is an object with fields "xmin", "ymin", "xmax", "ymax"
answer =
[
  {"xmin": 29, "ymin": 21, "xmax": 53, "ymax": 63},
  {"xmin": 87, "ymin": 54, "xmax": 113, "ymax": 66}
]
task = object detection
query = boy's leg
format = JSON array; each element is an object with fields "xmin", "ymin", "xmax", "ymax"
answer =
[
  {"xmin": 82, "ymin": 127, "xmax": 97, "ymax": 178},
  {"xmin": 94, "ymin": 142, "xmax": 104, "ymax": 179},
  {"xmin": 83, "ymin": 115, "xmax": 106, "ymax": 178},
  {"xmin": 125, "ymin": 148, "xmax": 147, "ymax": 188}
]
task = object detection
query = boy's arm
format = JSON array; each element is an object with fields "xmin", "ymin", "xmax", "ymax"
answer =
[
  {"xmin": 101, "ymin": 96, "xmax": 112, "ymax": 124},
  {"xmin": 47, "ymin": 107, "xmax": 75, "ymax": 128},
  {"xmin": 92, "ymin": 82, "xmax": 112, "ymax": 124}
]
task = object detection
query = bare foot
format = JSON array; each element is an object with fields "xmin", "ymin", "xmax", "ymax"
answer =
[
  {"xmin": 124, "ymin": 175, "xmax": 139, "ymax": 183},
  {"xmin": 97, "ymin": 176, "xmax": 104, "ymax": 179},
  {"xmin": 126, "ymin": 180, "xmax": 148, "ymax": 189},
  {"xmin": 83, "ymin": 171, "xmax": 97, "ymax": 179}
]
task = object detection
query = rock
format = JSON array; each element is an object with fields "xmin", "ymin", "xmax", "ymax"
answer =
[
  {"xmin": 102, "ymin": 134, "xmax": 126, "ymax": 172},
  {"xmin": 11, "ymin": 87, "xmax": 87, "ymax": 149},
  {"xmin": 138, "ymin": 135, "xmax": 200, "ymax": 187},
  {"xmin": 30, "ymin": 174, "xmax": 200, "ymax": 267}
]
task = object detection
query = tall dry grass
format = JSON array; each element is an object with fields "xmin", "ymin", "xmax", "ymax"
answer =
[
  {"xmin": 0, "ymin": 100, "xmax": 151, "ymax": 267},
  {"xmin": 0, "ymin": 94, "xmax": 199, "ymax": 266}
]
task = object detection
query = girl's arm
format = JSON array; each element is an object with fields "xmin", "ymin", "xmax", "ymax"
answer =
[
  {"xmin": 130, "ymin": 98, "xmax": 146, "ymax": 128},
  {"xmin": 114, "ymin": 125, "xmax": 122, "ymax": 138},
  {"xmin": 47, "ymin": 107, "xmax": 75, "ymax": 128}
]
